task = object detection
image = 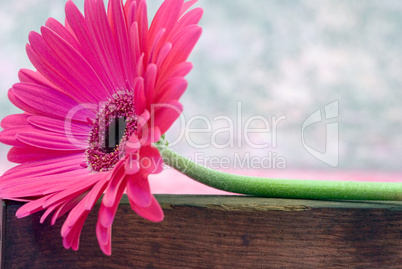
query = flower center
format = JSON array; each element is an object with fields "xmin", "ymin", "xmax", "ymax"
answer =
[
  {"xmin": 104, "ymin": 116, "xmax": 127, "ymax": 154},
  {"xmin": 86, "ymin": 91, "xmax": 137, "ymax": 172}
]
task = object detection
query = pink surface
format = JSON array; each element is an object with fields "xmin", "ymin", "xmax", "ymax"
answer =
[{"xmin": 1, "ymin": 163, "xmax": 400, "ymax": 195}]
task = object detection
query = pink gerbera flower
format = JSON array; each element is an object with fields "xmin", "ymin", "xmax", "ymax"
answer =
[{"xmin": 0, "ymin": 0, "xmax": 202, "ymax": 255}]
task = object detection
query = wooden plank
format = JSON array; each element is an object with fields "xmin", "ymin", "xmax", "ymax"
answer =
[{"xmin": 1, "ymin": 195, "xmax": 402, "ymax": 268}]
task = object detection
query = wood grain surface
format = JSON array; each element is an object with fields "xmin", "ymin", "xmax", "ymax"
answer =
[{"xmin": 1, "ymin": 195, "xmax": 401, "ymax": 268}]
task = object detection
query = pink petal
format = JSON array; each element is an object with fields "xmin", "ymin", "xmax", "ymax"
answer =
[
  {"xmin": 0, "ymin": 127, "xmax": 30, "ymax": 147},
  {"xmin": 144, "ymin": 63, "xmax": 157, "ymax": 108},
  {"xmin": 139, "ymin": 145, "xmax": 163, "ymax": 174},
  {"xmin": 152, "ymin": 100, "xmax": 183, "ymax": 134},
  {"xmin": 126, "ymin": 172, "xmax": 151, "ymax": 208},
  {"xmin": 40, "ymin": 193, "xmax": 83, "ymax": 225},
  {"xmin": 28, "ymin": 116, "xmax": 91, "ymax": 136},
  {"xmin": 62, "ymin": 195, "xmax": 92, "ymax": 237},
  {"xmin": 43, "ymin": 174, "xmax": 100, "ymax": 207},
  {"xmin": 168, "ymin": 61, "xmax": 193, "ymax": 77},
  {"xmin": 109, "ymin": 0, "xmax": 135, "ymax": 87},
  {"xmin": 26, "ymin": 32, "xmax": 101, "ymax": 104},
  {"xmin": 1, "ymin": 114, "xmax": 30, "ymax": 129},
  {"xmin": 1, "ymin": 153, "xmax": 83, "ymax": 180},
  {"xmin": 153, "ymin": 126, "xmax": 162, "ymax": 145},
  {"xmin": 131, "ymin": 109, "xmax": 151, "ymax": 143},
  {"xmin": 40, "ymin": 202, "xmax": 61, "ymax": 224},
  {"xmin": 50, "ymin": 194, "xmax": 84, "ymax": 225},
  {"xmin": 125, "ymin": 136, "xmax": 143, "ymax": 154},
  {"xmin": 129, "ymin": 22, "xmax": 141, "ymax": 76},
  {"xmin": 96, "ymin": 222, "xmax": 112, "ymax": 255},
  {"xmin": 124, "ymin": 0, "xmax": 136, "ymax": 23},
  {"xmin": 180, "ymin": 0, "xmax": 199, "ymax": 16},
  {"xmin": 12, "ymin": 83, "xmax": 95, "ymax": 123},
  {"xmin": 136, "ymin": 53, "xmax": 145, "ymax": 77},
  {"xmin": 18, "ymin": 69, "xmax": 55, "ymax": 89},
  {"xmin": 175, "ymin": 7, "xmax": 203, "ymax": 33},
  {"xmin": 156, "ymin": 61, "xmax": 193, "ymax": 88},
  {"xmin": 62, "ymin": 209, "xmax": 89, "ymax": 251},
  {"xmin": 133, "ymin": 77, "xmax": 146, "ymax": 115},
  {"xmin": 70, "ymin": 225, "xmax": 84, "ymax": 251},
  {"xmin": 84, "ymin": 173, "xmax": 110, "ymax": 211},
  {"xmin": 41, "ymin": 178, "xmax": 91, "ymax": 197},
  {"xmin": 128, "ymin": 194, "xmax": 164, "ymax": 223},
  {"xmin": 135, "ymin": 0, "xmax": 148, "ymax": 60},
  {"xmin": 0, "ymin": 170, "xmax": 88, "ymax": 199},
  {"xmin": 152, "ymin": 6, "xmax": 203, "ymax": 67},
  {"xmin": 124, "ymin": 153, "xmax": 140, "ymax": 175},
  {"xmin": 161, "ymin": 25, "xmax": 202, "ymax": 76},
  {"xmin": 45, "ymin": 17, "xmax": 83, "ymax": 55},
  {"xmin": 148, "ymin": 0, "xmax": 183, "ymax": 48},
  {"xmin": 155, "ymin": 77, "xmax": 187, "ymax": 104},
  {"xmin": 85, "ymin": 0, "xmax": 126, "ymax": 90},
  {"xmin": 148, "ymin": 28, "xmax": 166, "ymax": 64},
  {"xmin": 155, "ymin": 42, "xmax": 172, "ymax": 69},
  {"xmin": 65, "ymin": 0, "xmax": 116, "ymax": 94},
  {"xmin": 7, "ymin": 146, "xmax": 74, "ymax": 163},
  {"xmin": 102, "ymin": 160, "xmax": 126, "ymax": 208},
  {"xmin": 41, "ymin": 26, "xmax": 110, "ymax": 103},
  {"xmin": 16, "ymin": 130, "xmax": 87, "ymax": 150},
  {"xmin": 141, "ymin": 125, "xmax": 161, "ymax": 146},
  {"xmin": 98, "ymin": 178, "xmax": 127, "ymax": 227},
  {"xmin": 96, "ymin": 220, "xmax": 110, "ymax": 246},
  {"xmin": 7, "ymin": 89, "xmax": 35, "ymax": 116},
  {"xmin": 15, "ymin": 195, "xmax": 51, "ymax": 218}
]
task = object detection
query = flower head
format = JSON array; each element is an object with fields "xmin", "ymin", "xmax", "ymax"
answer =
[{"xmin": 0, "ymin": 0, "xmax": 202, "ymax": 255}]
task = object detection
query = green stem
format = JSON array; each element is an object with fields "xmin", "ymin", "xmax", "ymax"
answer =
[{"xmin": 156, "ymin": 145, "xmax": 402, "ymax": 201}]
